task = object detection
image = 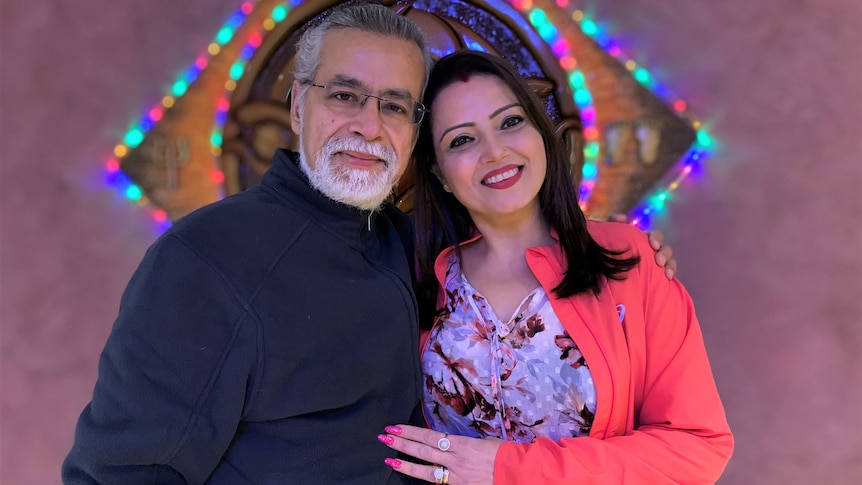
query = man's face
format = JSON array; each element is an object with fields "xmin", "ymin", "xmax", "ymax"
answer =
[{"xmin": 290, "ymin": 28, "xmax": 425, "ymax": 210}]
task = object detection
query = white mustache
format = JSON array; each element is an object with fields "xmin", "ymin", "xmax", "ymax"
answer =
[{"xmin": 322, "ymin": 137, "xmax": 397, "ymax": 167}]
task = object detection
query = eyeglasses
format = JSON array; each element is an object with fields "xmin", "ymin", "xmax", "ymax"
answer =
[{"xmin": 304, "ymin": 82, "xmax": 427, "ymax": 125}]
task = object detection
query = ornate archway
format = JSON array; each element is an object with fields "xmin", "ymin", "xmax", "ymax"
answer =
[{"xmin": 115, "ymin": 0, "xmax": 699, "ymax": 222}]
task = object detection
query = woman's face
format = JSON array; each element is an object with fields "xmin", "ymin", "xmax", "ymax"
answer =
[{"xmin": 430, "ymin": 74, "xmax": 547, "ymax": 224}]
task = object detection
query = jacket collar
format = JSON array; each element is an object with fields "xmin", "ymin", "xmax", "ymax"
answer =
[
  {"xmin": 432, "ymin": 229, "xmax": 565, "ymax": 287},
  {"xmin": 261, "ymin": 149, "xmax": 388, "ymax": 242}
]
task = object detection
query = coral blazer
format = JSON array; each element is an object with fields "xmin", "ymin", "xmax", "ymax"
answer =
[{"xmin": 421, "ymin": 221, "xmax": 733, "ymax": 484}]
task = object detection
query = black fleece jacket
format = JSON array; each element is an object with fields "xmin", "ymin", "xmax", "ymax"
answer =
[{"xmin": 63, "ymin": 149, "xmax": 422, "ymax": 484}]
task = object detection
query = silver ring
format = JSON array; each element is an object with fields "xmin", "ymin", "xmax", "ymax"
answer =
[
  {"xmin": 433, "ymin": 465, "xmax": 445, "ymax": 483},
  {"xmin": 437, "ymin": 433, "xmax": 451, "ymax": 452}
]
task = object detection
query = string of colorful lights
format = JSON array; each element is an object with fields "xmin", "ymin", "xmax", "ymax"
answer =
[
  {"xmin": 510, "ymin": 0, "xmax": 714, "ymax": 228},
  {"xmin": 104, "ymin": 0, "xmax": 714, "ymax": 231}
]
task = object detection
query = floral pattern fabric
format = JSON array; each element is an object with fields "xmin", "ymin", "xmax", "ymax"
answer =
[{"xmin": 422, "ymin": 254, "xmax": 597, "ymax": 443}]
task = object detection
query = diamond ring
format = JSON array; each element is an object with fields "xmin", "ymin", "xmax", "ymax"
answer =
[
  {"xmin": 433, "ymin": 465, "xmax": 445, "ymax": 483},
  {"xmin": 437, "ymin": 433, "xmax": 451, "ymax": 452}
]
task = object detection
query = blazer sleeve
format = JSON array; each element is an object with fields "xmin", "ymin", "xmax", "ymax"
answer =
[
  {"xmin": 493, "ymin": 230, "xmax": 733, "ymax": 484},
  {"xmin": 62, "ymin": 234, "xmax": 257, "ymax": 484}
]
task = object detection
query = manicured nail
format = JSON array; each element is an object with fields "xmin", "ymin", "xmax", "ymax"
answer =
[
  {"xmin": 385, "ymin": 425, "xmax": 402, "ymax": 435},
  {"xmin": 377, "ymin": 434, "xmax": 394, "ymax": 445},
  {"xmin": 384, "ymin": 458, "xmax": 402, "ymax": 469}
]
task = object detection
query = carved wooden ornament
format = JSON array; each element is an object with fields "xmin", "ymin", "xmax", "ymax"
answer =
[{"xmin": 121, "ymin": 0, "xmax": 696, "ymax": 221}]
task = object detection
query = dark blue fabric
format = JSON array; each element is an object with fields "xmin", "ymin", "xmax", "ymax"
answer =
[{"xmin": 63, "ymin": 150, "xmax": 422, "ymax": 484}]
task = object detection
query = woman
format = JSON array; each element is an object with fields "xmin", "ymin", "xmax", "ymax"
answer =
[{"xmin": 377, "ymin": 51, "xmax": 733, "ymax": 484}]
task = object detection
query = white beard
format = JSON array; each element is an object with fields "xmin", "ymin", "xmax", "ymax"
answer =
[{"xmin": 298, "ymin": 133, "xmax": 399, "ymax": 211}]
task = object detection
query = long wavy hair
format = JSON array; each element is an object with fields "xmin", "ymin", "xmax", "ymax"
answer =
[{"xmin": 412, "ymin": 50, "xmax": 639, "ymax": 327}]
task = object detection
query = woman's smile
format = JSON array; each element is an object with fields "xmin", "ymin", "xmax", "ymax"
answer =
[{"xmin": 481, "ymin": 165, "xmax": 523, "ymax": 188}]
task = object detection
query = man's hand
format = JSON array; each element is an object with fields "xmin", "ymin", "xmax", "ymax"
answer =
[{"xmin": 608, "ymin": 214, "xmax": 676, "ymax": 280}]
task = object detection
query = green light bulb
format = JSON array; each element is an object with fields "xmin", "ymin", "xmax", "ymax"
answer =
[
  {"xmin": 697, "ymin": 130, "xmax": 713, "ymax": 147},
  {"xmin": 216, "ymin": 27, "xmax": 234, "ymax": 45},
  {"xmin": 230, "ymin": 63, "xmax": 244, "ymax": 80},
  {"xmin": 650, "ymin": 192, "xmax": 668, "ymax": 211},
  {"xmin": 272, "ymin": 6, "xmax": 288, "ymax": 22},
  {"xmin": 574, "ymin": 88, "xmax": 591, "ymax": 105},
  {"xmin": 634, "ymin": 68, "xmax": 652, "ymax": 85},
  {"xmin": 568, "ymin": 71, "xmax": 585, "ymax": 88},
  {"xmin": 529, "ymin": 9, "xmax": 548, "ymax": 26},
  {"xmin": 124, "ymin": 129, "xmax": 144, "ymax": 148},
  {"xmin": 581, "ymin": 20, "xmax": 598, "ymax": 36},
  {"xmin": 125, "ymin": 185, "xmax": 143, "ymax": 200},
  {"xmin": 172, "ymin": 80, "xmax": 188, "ymax": 97}
]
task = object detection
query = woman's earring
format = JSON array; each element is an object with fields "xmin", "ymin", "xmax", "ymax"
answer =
[{"xmin": 431, "ymin": 166, "xmax": 452, "ymax": 193}]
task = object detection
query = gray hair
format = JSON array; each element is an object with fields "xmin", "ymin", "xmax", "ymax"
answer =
[{"xmin": 293, "ymin": 4, "xmax": 433, "ymax": 93}]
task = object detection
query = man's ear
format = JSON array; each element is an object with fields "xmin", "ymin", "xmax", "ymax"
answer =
[{"xmin": 289, "ymin": 80, "xmax": 303, "ymax": 133}]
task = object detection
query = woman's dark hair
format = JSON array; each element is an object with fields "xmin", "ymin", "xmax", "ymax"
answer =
[{"xmin": 412, "ymin": 50, "xmax": 639, "ymax": 328}]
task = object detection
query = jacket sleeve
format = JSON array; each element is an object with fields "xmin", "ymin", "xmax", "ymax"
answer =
[
  {"xmin": 62, "ymin": 234, "xmax": 257, "ymax": 484},
  {"xmin": 494, "ymin": 231, "xmax": 733, "ymax": 484}
]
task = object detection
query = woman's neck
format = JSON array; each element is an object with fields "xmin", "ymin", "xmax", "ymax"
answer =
[
  {"xmin": 468, "ymin": 206, "xmax": 554, "ymax": 260},
  {"xmin": 458, "ymin": 206, "xmax": 555, "ymax": 321}
]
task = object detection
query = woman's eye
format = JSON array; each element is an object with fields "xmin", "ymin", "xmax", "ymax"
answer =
[
  {"xmin": 501, "ymin": 115, "xmax": 524, "ymax": 129},
  {"xmin": 449, "ymin": 135, "xmax": 472, "ymax": 149}
]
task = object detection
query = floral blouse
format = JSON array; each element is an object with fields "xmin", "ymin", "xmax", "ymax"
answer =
[{"xmin": 422, "ymin": 254, "xmax": 597, "ymax": 443}]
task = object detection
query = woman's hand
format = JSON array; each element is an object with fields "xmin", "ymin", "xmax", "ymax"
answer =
[{"xmin": 379, "ymin": 424, "xmax": 503, "ymax": 484}]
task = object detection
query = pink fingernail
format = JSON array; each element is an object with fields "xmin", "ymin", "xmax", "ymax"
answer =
[
  {"xmin": 377, "ymin": 434, "xmax": 394, "ymax": 445},
  {"xmin": 385, "ymin": 425, "xmax": 402, "ymax": 435},
  {"xmin": 384, "ymin": 458, "xmax": 402, "ymax": 469}
]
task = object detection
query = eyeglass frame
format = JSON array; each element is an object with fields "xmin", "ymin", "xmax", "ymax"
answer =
[{"xmin": 299, "ymin": 80, "xmax": 428, "ymax": 125}]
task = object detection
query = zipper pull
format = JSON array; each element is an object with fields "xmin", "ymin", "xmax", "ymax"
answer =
[{"xmin": 367, "ymin": 212, "xmax": 372, "ymax": 231}]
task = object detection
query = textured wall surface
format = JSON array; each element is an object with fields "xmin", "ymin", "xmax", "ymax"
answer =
[{"xmin": 1, "ymin": 0, "xmax": 860, "ymax": 483}]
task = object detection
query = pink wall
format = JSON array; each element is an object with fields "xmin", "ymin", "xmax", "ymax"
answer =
[{"xmin": 1, "ymin": 0, "xmax": 859, "ymax": 483}]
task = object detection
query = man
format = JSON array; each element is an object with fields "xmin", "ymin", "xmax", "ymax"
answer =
[
  {"xmin": 64, "ymin": 4, "xmax": 673, "ymax": 484},
  {"xmin": 65, "ymin": 6, "xmax": 431, "ymax": 484}
]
